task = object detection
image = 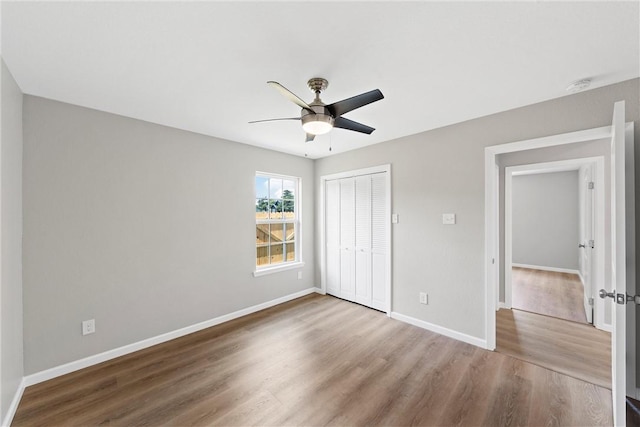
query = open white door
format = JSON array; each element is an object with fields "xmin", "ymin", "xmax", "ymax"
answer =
[{"xmin": 604, "ymin": 100, "xmax": 626, "ymax": 426}]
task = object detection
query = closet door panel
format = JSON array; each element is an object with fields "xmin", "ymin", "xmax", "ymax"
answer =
[
  {"xmin": 325, "ymin": 180, "xmax": 340, "ymax": 295},
  {"xmin": 339, "ymin": 178, "xmax": 356, "ymax": 301},
  {"xmin": 371, "ymin": 173, "xmax": 387, "ymax": 310},
  {"xmin": 355, "ymin": 176, "xmax": 372, "ymax": 306}
]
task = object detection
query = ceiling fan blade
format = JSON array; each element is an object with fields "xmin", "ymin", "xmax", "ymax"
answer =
[
  {"xmin": 333, "ymin": 117, "xmax": 375, "ymax": 134},
  {"xmin": 305, "ymin": 133, "xmax": 316, "ymax": 143},
  {"xmin": 267, "ymin": 81, "xmax": 315, "ymax": 114},
  {"xmin": 248, "ymin": 117, "xmax": 300, "ymax": 124},
  {"xmin": 327, "ymin": 89, "xmax": 384, "ymax": 117}
]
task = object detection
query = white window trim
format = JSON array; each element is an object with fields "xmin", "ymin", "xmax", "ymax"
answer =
[
  {"xmin": 253, "ymin": 261, "xmax": 305, "ymax": 277},
  {"xmin": 253, "ymin": 172, "xmax": 302, "ymax": 276}
]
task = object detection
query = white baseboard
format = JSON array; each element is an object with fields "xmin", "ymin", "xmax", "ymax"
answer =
[
  {"xmin": 2, "ymin": 378, "xmax": 26, "ymax": 427},
  {"xmin": 390, "ymin": 312, "xmax": 486, "ymax": 349},
  {"xmin": 498, "ymin": 302, "xmax": 507, "ymax": 310},
  {"xmin": 512, "ymin": 263, "xmax": 580, "ymax": 275},
  {"xmin": 597, "ymin": 322, "xmax": 613, "ymax": 333},
  {"xmin": 24, "ymin": 287, "xmax": 320, "ymax": 387}
]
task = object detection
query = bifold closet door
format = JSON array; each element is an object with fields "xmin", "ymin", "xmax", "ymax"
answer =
[{"xmin": 325, "ymin": 171, "xmax": 388, "ymax": 311}]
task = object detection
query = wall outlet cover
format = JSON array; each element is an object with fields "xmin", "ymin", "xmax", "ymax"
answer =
[
  {"xmin": 419, "ymin": 292, "xmax": 428, "ymax": 304},
  {"xmin": 82, "ymin": 319, "xmax": 96, "ymax": 335}
]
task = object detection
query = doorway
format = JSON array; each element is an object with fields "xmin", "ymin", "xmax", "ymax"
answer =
[
  {"xmin": 498, "ymin": 156, "xmax": 610, "ymax": 388},
  {"xmin": 484, "ymin": 104, "xmax": 635, "ymax": 424},
  {"xmin": 504, "ymin": 158, "xmax": 607, "ymax": 330}
]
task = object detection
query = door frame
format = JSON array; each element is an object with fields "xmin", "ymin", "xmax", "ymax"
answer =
[
  {"xmin": 319, "ymin": 164, "xmax": 392, "ymax": 315},
  {"xmin": 484, "ymin": 119, "xmax": 635, "ymax": 401},
  {"xmin": 503, "ymin": 157, "xmax": 607, "ymax": 330}
]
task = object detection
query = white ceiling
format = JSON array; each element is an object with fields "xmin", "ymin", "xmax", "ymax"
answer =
[{"xmin": 2, "ymin": 1, "xmax": 638, "ymax": 159}]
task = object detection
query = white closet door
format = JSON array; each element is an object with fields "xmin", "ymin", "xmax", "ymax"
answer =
[
  {"xmin": 371, "ymin": 173, "xmax": 387, "ymax": 311},
  {"xmin": 354, "ymin": 175, "xmax": 372, "ymax": 306},
  {"xmin": 339, "ymin": 178, "xmax": 356, "ymax": 301},
  {"xmin": 325, "ymin": 180, "xmax": 340, "ymax": 295}
]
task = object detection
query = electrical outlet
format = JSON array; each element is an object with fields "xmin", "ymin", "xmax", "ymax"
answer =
[
  {"xmin": 82, "ymin": 319, "xmax": 95, "ymax": 335},
  {"xmin": 419, "ymin": 292, "xmax": 428, "ymax": 305},
  {"xmin": 297, "ymin": 271, "xmax": 302, "ymax": 280}
]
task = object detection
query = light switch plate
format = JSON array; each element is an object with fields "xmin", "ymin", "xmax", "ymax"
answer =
[{"xmin": 443, "ymin": 213, "xmax": 456, "ymax": 225}]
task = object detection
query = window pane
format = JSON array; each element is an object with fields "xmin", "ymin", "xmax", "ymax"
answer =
[
  {"xmin": 256, "ymin": 224, "xmax": 270, "ymax": 245},
  {"xmin": 256, "ymin": 198, "xmax": 268, "ymax": 220},
  {"xmin": 270, "ymin": 223, "xmax": 284, "ymax": 242},
  {"xmin": 283, "ymin": 179, "xmax": 295, "ymax": 198},
  {"xmin": 269, "ymin": 199, "xmax": 283, "ymax": 219},
  {"xmin": 270, "ymin": 243, "xmax": 284, "ymax": 263},
  {"xmin": 269, "ymin": 178, "xmax": 283, "ymax": 199},
  {"xmin": 285, "ymin": 223, "xmax": 295, "ymax": 242},
  {"xmin": 286, "ymin": 242, "xmax": 295, "ymax": 261},
  {"xmin": 256, "ymin": 246, "xmax": 269, "ymax": 266},
  {"xmin": 255, "ymin": 176, "xmax": 269, "ymax": 199}
]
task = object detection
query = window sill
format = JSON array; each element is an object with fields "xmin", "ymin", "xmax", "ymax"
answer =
[{"xmin": 253, "ymin": 261, "xmax": 305, "ymax": 277}]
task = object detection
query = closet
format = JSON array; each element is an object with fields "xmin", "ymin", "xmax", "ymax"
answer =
[{"xmin": 325, "ymin": 170, "xmax": 389, "ymax": 311}]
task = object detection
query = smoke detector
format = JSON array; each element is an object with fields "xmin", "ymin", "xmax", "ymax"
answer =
[{"xmin": 566, "ymin": 79, "xmax": 591, "ymax": 93}]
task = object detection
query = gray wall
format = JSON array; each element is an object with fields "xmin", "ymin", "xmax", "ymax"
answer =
[
  {"xmin": 22, "ymin": 96, "xmax": 315, "ymax": 374},
  {"xmin": 315, "ymin": 78, "xmax": 639, "ymax": 341},
  {"xmin": 1, "ymin": 59, "xmax": 24, "ymax": 422},
  {"xmin": 511, "ymin": 171, "xmax": 579, "ymax": 270}
]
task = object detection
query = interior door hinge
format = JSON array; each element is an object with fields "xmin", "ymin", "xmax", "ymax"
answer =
[{"xmin": 588, "ymin": 181, "xmax": 595, "ymax": 189}]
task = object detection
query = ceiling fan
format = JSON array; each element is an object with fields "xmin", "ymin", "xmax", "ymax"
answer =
[{"xmin": 250, "ymin": 78, "xmax": 384, "ymax": 142}]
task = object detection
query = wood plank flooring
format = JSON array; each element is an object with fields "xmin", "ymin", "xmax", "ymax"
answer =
[
  {"xmin": 13, "ymin": 294, "xmax": 612, "ymax": 426},
  {"xmin": 497, "ymin": 308, "xmax": 611, "ymax": 388},
  {"xmin": 512, "ymin": 267, "xmax": 587, "ymax": 324}
]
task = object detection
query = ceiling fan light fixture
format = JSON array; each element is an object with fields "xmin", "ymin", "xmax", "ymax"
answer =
[{"xmin": 301, "ymin": 114, "xmax": 334, "ymax": 135}]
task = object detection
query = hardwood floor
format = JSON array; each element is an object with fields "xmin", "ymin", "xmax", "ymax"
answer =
[
  {"xmin": 497, "ymin": 308, "xmax": 611, "ymax": 388},
  {"xmin": 13, "ymin": 294, "xmax": 612, "ymax": 426},
  {"xmin": 512, "ymin": 267, "xmax": 587, "ymax": 324}
]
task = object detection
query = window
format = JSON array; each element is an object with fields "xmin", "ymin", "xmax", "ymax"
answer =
[{"xmin": 255, "ymin": 173, "xmax": 301, "ymax": 273}]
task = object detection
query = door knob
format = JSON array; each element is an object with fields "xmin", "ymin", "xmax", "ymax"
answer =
[
  {"xmin": 578, "ymin": 243, "xmax": 586, "ymax": 248},
  {"xmin": 599, "ymin": 289, "xmax": 615, "ymax": 299},
  {"xmin": 599, "ymin": 289, "xmax": 640, "ymax": 305}
]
